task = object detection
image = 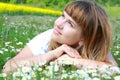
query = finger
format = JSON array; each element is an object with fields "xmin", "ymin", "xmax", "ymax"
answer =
[
  {"xmin": 71, "ymin": 49, "xmax": 81, "ymax": 58},
  {"xmin": 69, "ymin": 47, "xmax": 81, "ymax": 58},
  {"xmin": 62, "ymin": 44, "xmax": 81, "ymax": 58},
  {"xmin": 64, "ymin": 46, "xmax": 81, "ymax": 58},
  {"xmin": 73, "ymin": 50, "xmax": 82, "ymax": 58}
]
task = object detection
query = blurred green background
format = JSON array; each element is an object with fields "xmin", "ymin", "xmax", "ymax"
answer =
[
  {"xmin": 0, "ymin": 0, "xmax": 120, "ymax": 10},
  {"xmin": 0, "ymin": 0, "xmax": 120, "ymax": 73}
]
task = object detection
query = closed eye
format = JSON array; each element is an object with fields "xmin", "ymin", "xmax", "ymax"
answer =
[
  {"xmin": 68, "ymin": 20, "xmax": 74, "ymax": 27},
  {"xmin": 62, "ymin": 13, "xmax": 74, "ymax": 27}
]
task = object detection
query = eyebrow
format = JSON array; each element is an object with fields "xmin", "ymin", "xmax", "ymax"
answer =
[
  {"xmin": 68, "ymin": 20, "xmax": 75, "ymax": 26},
  {"xmin": 63, "ymin": 12, "xmax": 76, "ymax": 26}
]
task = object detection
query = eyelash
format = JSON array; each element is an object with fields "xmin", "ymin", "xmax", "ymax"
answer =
[
  {"xmin": 68, "ymin": 21, "xmax": 73, "ymax": 27},
  {"xmin": 61, "ymin": 14, "xmax": 73, "ymax": 27}
]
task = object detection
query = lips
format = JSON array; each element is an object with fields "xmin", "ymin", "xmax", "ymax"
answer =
[{"xmin": 53, "ymin": 28, "xmax": 62, "ymax": 35}]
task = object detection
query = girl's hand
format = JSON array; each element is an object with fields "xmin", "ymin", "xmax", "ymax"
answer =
[
  {"xmin": 2, "ymin": 59, "xmax": 18, "ymax": 73},
  {"xmin": 2, "ymin": 60, "xmax": 10, "ymax": 73},
  {"xmin": 52, "ymin": 44, "xmax": 81, "ymax": 59},
  {"xmin": 55, "ymin": 54, "xmax": 80, "ymax": 66}
]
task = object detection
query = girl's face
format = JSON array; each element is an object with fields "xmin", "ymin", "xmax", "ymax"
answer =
[{"xmin": 51, "ymin": 11, "xmax": 83, "ymax": 46}]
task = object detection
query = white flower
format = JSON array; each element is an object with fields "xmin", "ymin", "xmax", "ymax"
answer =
[
  {"xmin": 46, "ymin": 65, "xmax": 53, "ymax": 75},
  {"xmin": 16, "ymin": 42, "xmax": 23, "ymax": 45},
  {"xmin": 0, "ymin": 50, "xmax": 3, "ymax": 54},
  {"xmin": 22, "ymin": 66, "xmax": 32, "ymax": 73},
  {"xmin": 69, "ymin": 73, "xmax": 75, "ymax": 79},
  {"xmin": 16, "ymin": 48, "xmax": 22, "ymax": 53},
  {"xmin": 118, "ymin": 58, "xmax": 120, "ymax": 61},
  {"xmin": 5, "ymin": 42, "xmax": 11, "ymax": 46},
  {"xmin": 17, "ymin": 68, "xmax": 21, "ymax": 72},
  {"xmin": 2, "ymin": 48, "xmax": 8, "ymax": 52},
  {"xmin": 22, "ymin": 61, "xmax": 30, "ymax": 65},
  {"xmin": 91, "ymin": 72, "xmax": 99, "ymax": 77},
  {"xmin": 13, "ymin": 72, "xmax": 21, "ymax": 78},
  {"xmin": 0, "ymin": 73, "xmax": 7, "ymax": 77},
  {"xmin": 110, "ymin": 66, "xmax": 120, "ymax": 74},
  {"xmin": 114, "ymin": 76, "xmax": 120, "ymax": 80},
  {"xmin": 102, "ymin": 65, "xmax": 110, "ymax": 68},
  {"xmin": 41, "ymin": 77, "xmax": 49, "ymax": 80},
  {"xmin": 39, "ymin": 61, "xmax": 47, "ymax": 66},
  {"xmin": 61, "ymin": 73, "xmax": 68, "ymax": 79},
  {"xmin": 92, "ymin": 77, "xmax": 100, "ymax": 80},
  {"xmin": 85, "ymin": 67, "xmax": 97, "ymax": 74},
  {"xmin": 9, "ymin": 46, "xmax": 14, "ymax": 49},
  {"xmin": 84, "ymin": 77, "xmax": 92, "ymax": 80},
  {"xmin": 38, "ymin": 67, "xmax": 42, "ymax": 71},
  {"xmin": 114, "ymin": 51, "xmax": 119, "ymax": 56},
  {"xmin": 58, "ymin": 59, "xmax": 74, "ymax": 65},
  {"xmin": 54, "ymin": 64, "xmax": 59, "ymax": 72},
  {"xmin": 47, "ymin": 63, "xmax": 59, "ymax": 72},
  {"xmin": 115, "ymin": 46, "xmax": 120, "ymax": 49},
  {"xmin": 31, "ymin": 72, "xmax": 36, "ymax": 78},
  {"xmin": 11, "ymin": 48, "xmax": 16, "ymax": 52},
  {"xmin": 22, "ymin": 76, "xmax": 31, "ymax": 80},
  {"xmin": 101, "ymin": 73, "xmax": 111, "ymax": 79},
  {"xmin": 49, "ymin": 62, "xmax": 54, "ymax": 65},
  {"xmin": 33, "ymin": 64, "xmax": 39, "ymax": 70},
  {"xmin": 76, "ymin": 69, "xmax": 89, "ymax": 78},
  {"xmin": 98, "ymin": 65, "xmax": 109, "ymax": 74},
  {"xmin": 6, "ymin": 57, "xmax": 11, "ymax": 61},
  {"xmin": 19, "ymin": 61, "xmax": 30, "ymax": 67}
]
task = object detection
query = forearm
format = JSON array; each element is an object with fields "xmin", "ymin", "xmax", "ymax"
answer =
[
  {"xmin": 14, "ymin": 51, "xmax": 56, "ymax": 67},
  {"xmin": 20, "ymin": 51, "xmax": 56, "ymax": 65},
  {"xmin": 2, "ymin": 51, "xmax": 56, "ymax": 73},
  {"xmin": 75, "ymin": 58, "xmax": 113, "ymax": 68}
]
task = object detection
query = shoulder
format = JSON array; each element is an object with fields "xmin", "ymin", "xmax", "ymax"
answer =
[
  {"xmin": 40, "ymin": 29, "xmax": 53, "ymax": 35},
  {"xmin": 27, "ymin": 29, "xmax": 53, "ymax": 56},
  {"xmin": 32, "ymin": 29, "xmax": 53, "ymax": 41}
]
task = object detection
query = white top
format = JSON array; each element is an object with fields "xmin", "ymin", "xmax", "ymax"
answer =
[{"xmin": 27, "ymin": 29, "xmax": 53, "ymax": 56}]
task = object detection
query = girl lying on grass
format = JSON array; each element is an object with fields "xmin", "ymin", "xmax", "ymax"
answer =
[{"xmin": 3, "ymin": 0, "xmax": 117, "ymax": 73}]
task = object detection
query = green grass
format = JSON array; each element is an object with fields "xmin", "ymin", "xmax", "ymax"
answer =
[
  {"xmin": 0, "ymin": 14, "xmax": 120, "ymax": 74},
  {"xmin": 105, "ymin": 6, "xmax": 120, "ymax": 19},
  {"xmin": 110, "ymin": 17, "xmax": 120, "ymax": 66},
  {"xmin": 0, "ymin": 15, "xmax": 57, "ymax": 72}
]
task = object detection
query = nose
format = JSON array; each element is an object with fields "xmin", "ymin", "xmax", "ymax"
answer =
[{"xmin": 55, "ymin": 17, "xmax": 67, "ymax": 29}]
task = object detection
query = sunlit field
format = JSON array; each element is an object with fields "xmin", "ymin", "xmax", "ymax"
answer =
[
  {"xmin": 0, "ymin": 15, "xmax": 56, "ymax": 71},
  {"xmin": 0, "ymin": 2, "xmax": 120, "ymax": 79},
  {"xmin": 0, "ymin": 2, "xmax": 120, "ymax": 80},
  {"xmin": 0, "ymin": 15, "xmax": 120, "ymax": 80}
]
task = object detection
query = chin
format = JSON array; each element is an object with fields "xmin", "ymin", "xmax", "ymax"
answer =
[
  {"xmin": 51, "ymin": 34, "xmax": 58, "ymax": 42},
  {"xmin": 51, "ymin": 33, "xmax": 69, "ymax": 45},
  {"xmin": 51, "ymin": 37, "xmax": 63, "ymax": 45}
]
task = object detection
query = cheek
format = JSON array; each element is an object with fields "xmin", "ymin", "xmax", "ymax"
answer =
[
  {"xmin": 63, "ymin": 30, "xmax": 81, "ymax": 43},
  {"xmin": 63, "ymin": 28, "xmax": 79, "ymax": 39}
]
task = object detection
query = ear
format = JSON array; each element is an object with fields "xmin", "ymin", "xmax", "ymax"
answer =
[
  {"xmin": 78, "ymin": 40, "xmax": 84, "ymax": 47},
  {"xmin": 76, "ymin": 41, "xmax": 84, "ymax": 50}
]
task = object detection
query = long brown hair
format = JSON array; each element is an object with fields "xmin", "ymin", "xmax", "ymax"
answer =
[{"xmin": 49, "ymin": 0, "xmax": 112, "ymax": 61}]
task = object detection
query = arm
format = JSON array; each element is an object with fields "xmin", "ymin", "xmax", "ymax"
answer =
[
  {"xmin": 16, "ymin": 44, "xmax": 81, "ymax": 64},
  {"xmin": 2, "ymin": 44, "xmax": 81, "ymax": 73},
  {"xmin": 56, "ymin": 53, "xmax": 117, "ymax": 69},
  {"xmin": 55, "ymin": 54, "xmax": 105, "ymax": 68},
  {"xmin": 2, "ymin": 46, "xmax": 56, "ymax": 73},
  {"xmin": 74, "ymin": 58, "xmax": 111, "ymax": 68},
  {"xmin": 13, "ymin": 46, "xmax": 34, "ymax": 60},
  {"xmin": 2, "ymin": 46, "xmax": 35, "ymax": 73},
  {"xmin": 75, "ymin": 54, "xmax": 118, "ymax": 68}
]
